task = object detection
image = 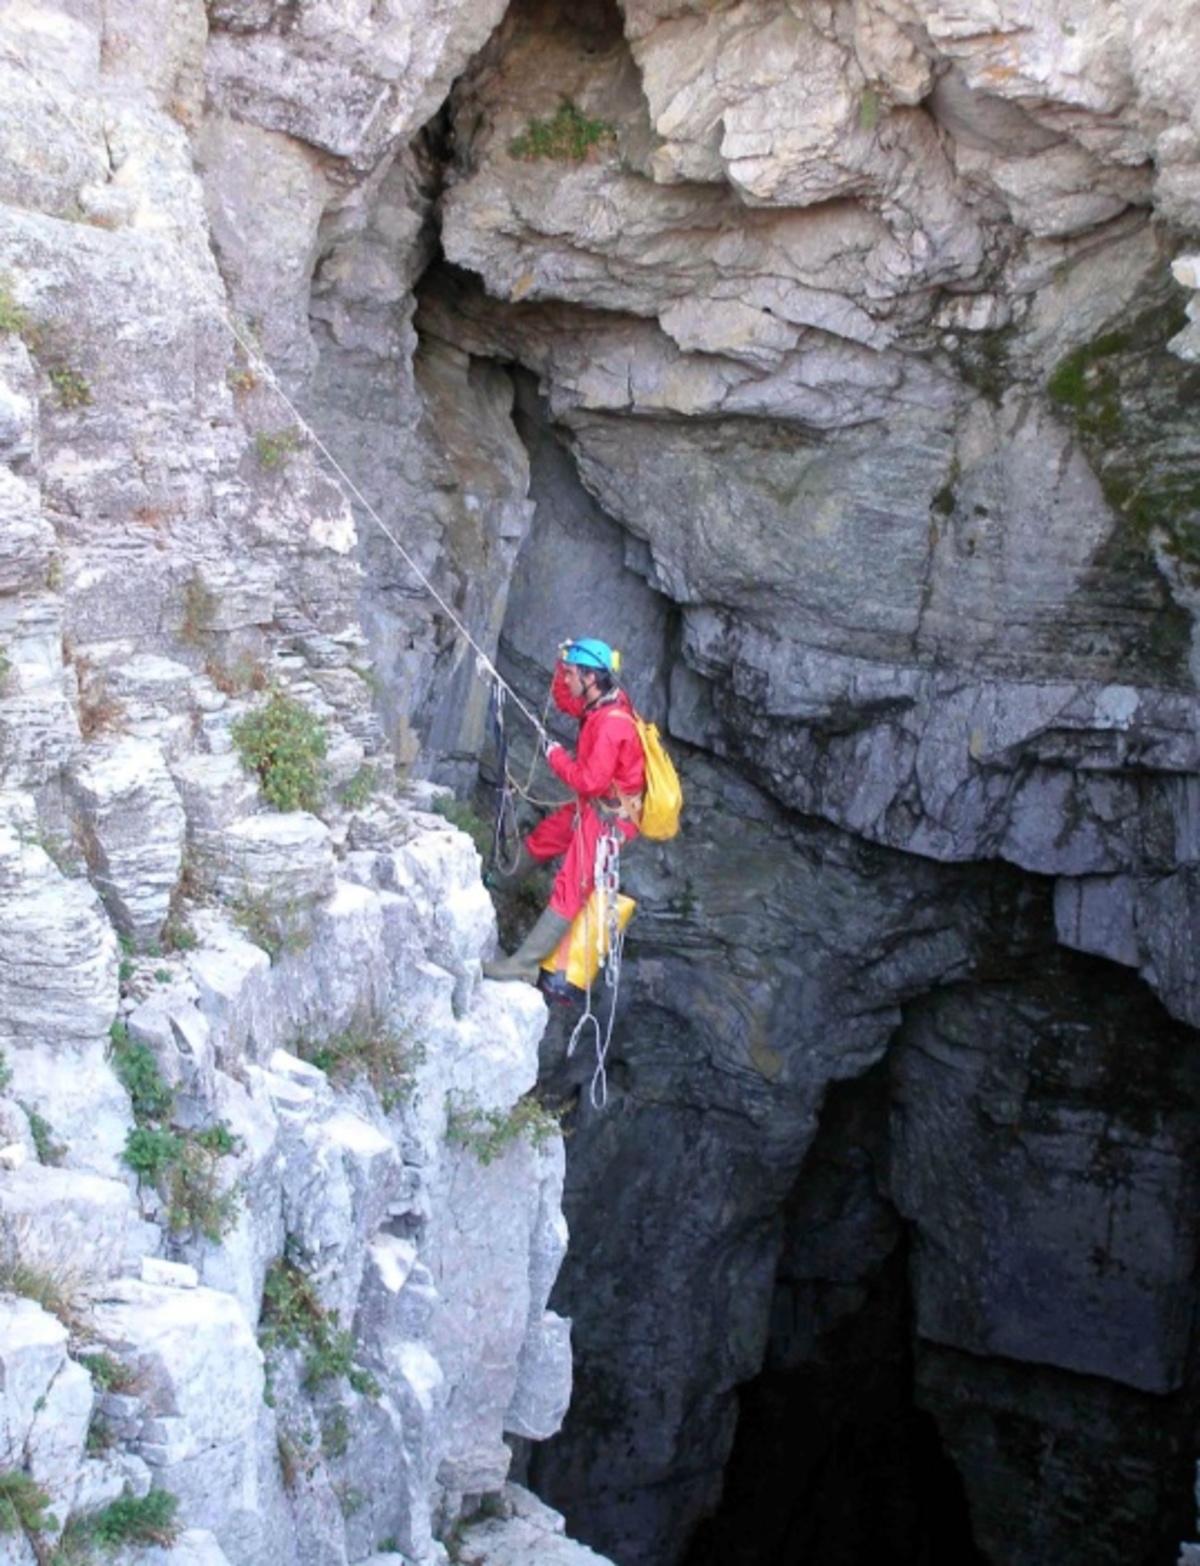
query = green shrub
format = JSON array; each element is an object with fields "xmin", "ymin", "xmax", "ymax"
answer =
[
  {"xmin": 339, "ymin": 764, "xmax": 378, "ymax": 810},
  {"xmin": 508, "ymin": 99, "xmax": 615, "ymax": 162},
  {"xmin": 86, "ymin": 1411, "xmax": 115, "ymax": 1455},
  {"xmin": 77, "ymin": 1351, "xmax": 137, "ymax": 1393},
  {"xmin": 109, "ymin": 1030, "xmax": 174, "ymax": 1122},
  {"xmin": 446, "ymin": 1093, "xmax": 565, "ymax": 1165},
  {"xmin": 253, "ymin": 427, "xmax": 302, "ymax": 470},
  {"xmin": 123, "ymin": 1125, "xmax": 181, "ymax": 1182},
  {"xmin": 431, "ymin": 793, "xmax": 492, "ymax": 858},
  {"xmin": 321, "ymin": 1408, "xmax": 350, "ymax": 1459},
  {"xmin": 48, "ymin": 365, "xmax": 91, "ymax": 409},
  {"xmin": 165, "ymin": 1126, "xmax": 242, "ymax": 1242},
  {"xmin": 229, "ymin": 888, "xmax": 313, "ymax": 963},
  {"xmin": 295, "ymin": 1011, "xmax": 425, "ymax": 1113},
  {"xmin": 89, "ymin": 1489, "xmax": 180, "ymax": 1548},
  {"xmin": 259, "ymin": 1257, "xmax": 380, "ymax": 1399},
  {"xmin": 0, "ymin": 1049, "xmax": 11, "ymax": 1093},
  {"xmin": 0, "ymin": 1469, "xmax": 56, "ymax": 1536},
  {"xmin": 232, "ymin": 690, "xmax": 328, "ymax": 812},
  {"xmin": 0, "ymin": 274, "xmax": 31, "ymax": 339},
  {"xmin": 22, "ymin": 1103, "xmax": 66, "ymax": 1166}
]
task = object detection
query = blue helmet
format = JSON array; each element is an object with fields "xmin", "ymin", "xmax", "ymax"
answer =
[{"xmin": 562, "ymin": 638, "xmax": 620, "ymax": 673}]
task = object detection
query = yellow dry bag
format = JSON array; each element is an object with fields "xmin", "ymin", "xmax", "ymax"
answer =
[{"xmin": 540, "ymin": 890, "xmax": 636, "ymax": 996}]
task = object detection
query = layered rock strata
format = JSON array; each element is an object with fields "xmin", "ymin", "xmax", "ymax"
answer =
[{"xmin": 5, "ymin": 1, "xmax": 1200, "ymax": 1565}]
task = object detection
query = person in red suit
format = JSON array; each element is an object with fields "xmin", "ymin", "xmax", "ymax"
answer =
[{"xmin": 484, "ymin": 638, "xmax": 646, "ymax": 983}]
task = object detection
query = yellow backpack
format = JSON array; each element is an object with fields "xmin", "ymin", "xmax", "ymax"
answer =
[{"xmin": 618, "ymin": 710, "xmax": 683, "ymax": 841}]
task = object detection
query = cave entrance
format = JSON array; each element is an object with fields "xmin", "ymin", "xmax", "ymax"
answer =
[
  {"xmin": 680, "ymin": 1067, "xmax": 986, "ymax": 1566},
  {"xmin": 680, "ymin": 1247, "xmax": 985, "ymax": 1566}
]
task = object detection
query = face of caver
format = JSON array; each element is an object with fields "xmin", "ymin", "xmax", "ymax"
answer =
[{"xmin": 564, "ymin": 663, "xmax": 590, "ymax": 700}]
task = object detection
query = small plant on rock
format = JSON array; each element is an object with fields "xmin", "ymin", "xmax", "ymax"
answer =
[
  {"xmin": 77, "ymin": 1350, "xmax": 137, "ymax": 1394},
  {"xmin": 89, "ymin": 1488, "xmax": 180, "ymax": 1548},
  {"xmin": 259, "ymin": 1256, "xmax": 379, "ymax": 1401},
  {"xmin": 205, "ymin": 652, "xmax": 269, "ymax": 697},
  {"xmin": 0, "ymin": 1249, "xmax": 87, "ymax": 1332},
  {"xmin": 21, "ymin": 1103, "xmax": 66, "ymax": 1166},
  {"xmin": 253, "ymin": 427, "xmax": 302, "ymax": 471},
  {"xmin": 445, "ymin": 1092, "xmax": 565, "ymax": 1166},
  {"xmin": 180, "ymin": 574, "xmax": 217, "ymax": 645},
  {"xmin": 48, "ymin": 365, "xmax": 92, "ymax": 409},
  {"xmin": 0, "ymin": 1468, "xmax": 56, "ymax": 1538},
  {"xmin": 0, "ymin": 1049, "xmax": 11, "ymax": 1093},
  {"xmin": 508, "ymin": 98, "xmax": 615, "ymax": 162},
  {"xmin": 73, "ymin": 658, "xmax": 126, "ymax": 739},
  {"xmin": 338, "ymin": 764, "xmax": 378, "ymax": 811},
  {"xmin": 431, "ymin": 793, "xmax": 491, "ymax": 858},
  {"xmin": 85, "ymin": 1410, "xmax": 115, "ymax": 1455},
  {"xmin": 229, "ymin": 887, "xmax": 313, "ymax": 963},
  {"xmin": 232, "ymin": 689, "xmax": 328, "ymax": 812},
  {"xmin": 165, "ymin": 1124, "xmax": 243, "ymax": 1242},
  {"xmin": 161, "ymin": 915, "xmax": 198, "ymax": 954},
  {"xmin": 112, "ymin": 1023, "xmax": 242, "ymax": 1241},
  {"xmin": 109, "ymin": 1025, "xmax": 174, "ymax": 1122},
  {"xmin": 0, "ymin": 274, "xmax": 32, "ymax": 339},
  {"xmin": 294, "ymin": 1009, "xmax": 425, "ymax": 1113}
]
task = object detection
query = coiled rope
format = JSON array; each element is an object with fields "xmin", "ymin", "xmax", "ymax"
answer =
[{"xmin": 564, "ymin": 827, "xmax": 626, "ymax": 1111}]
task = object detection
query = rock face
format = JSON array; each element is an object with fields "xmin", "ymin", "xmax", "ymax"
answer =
[
  {"xmin": 0, "ymin": 4, "xmax": 594, "ymax": 1563},
  {"xmin": 5, "ymin": 1, "xmax": 1200, "ymax": 1565}
]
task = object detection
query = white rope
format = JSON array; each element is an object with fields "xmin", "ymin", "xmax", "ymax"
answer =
[
  {"xmin": 565, "ymin": 828, "xmax": 625, "ymax": 1110},
  {"xmin": 0, "ymin": 36, "xmax": 553, "ymax": 748}
]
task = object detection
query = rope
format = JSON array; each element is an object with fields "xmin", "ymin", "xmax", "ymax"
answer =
[
  {"xmin": 565, "ymin": 827, "xmax": 625, "ymax": 1111},
  {"xmin": 486, "ymin": 684, "xmax": 524, "ymax": 877},
  {"xmin": 0, "ymin": 34, "xmax": 554, "ymax": 749}
]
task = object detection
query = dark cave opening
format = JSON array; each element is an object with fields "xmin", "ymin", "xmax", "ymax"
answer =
[{"xmin": 679, "ymin": 1243, "xmax": 986, "ymax": 1566}]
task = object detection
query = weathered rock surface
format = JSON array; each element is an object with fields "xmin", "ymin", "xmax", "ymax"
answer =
[{"xmin": 0, "ymin": 4, "xmax": 599, "ymax": 1563}]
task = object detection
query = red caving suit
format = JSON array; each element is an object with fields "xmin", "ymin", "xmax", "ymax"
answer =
[{"xmin": 527, "ymin": 665, "xmax": 647, "ymax": 922}]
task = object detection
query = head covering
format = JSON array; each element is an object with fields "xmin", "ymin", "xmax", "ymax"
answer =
[{"xmin": 562, "ymin": 638, "xmax": 619, "ymax": 673}]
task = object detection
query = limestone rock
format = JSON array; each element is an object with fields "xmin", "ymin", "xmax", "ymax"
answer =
[
  {"xmin": 194, "ymin": 811, "xmax": 336, "ymax": 910},
  {"xmin": 170, "ymin": 751, "xmax": 261, "ymax": 831},
  {"xmin": 0, "ymin": 1163, "xmax": 146, "ymax": 1285},
  {"xmin": 88, "ymin": 1278, "xmax": 268, "ymax": 1551},
  {"xmin": 204, "ymin": 0, "xmax": 510, "ymax": 163},
  {"xmin": 122, "ymin": 1532, "xmax": 234, "ymax": 1566},
  {"xmin": 0, "ymin": 796, "xmax": 129, "ymax": 1167},
  {"xmin": 0, "ymin": 1296, "xmax": 93, "ymax": 1530},
  {"xmin": 457, "ymin": 1483, "xmax": 615, "ymax": 1566},
  {"xmin": 68, "ymin": 736, "xmax": 187, "ymax": 944}
]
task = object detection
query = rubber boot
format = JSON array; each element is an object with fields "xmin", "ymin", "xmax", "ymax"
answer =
[{"xmin": 483, "ymin": 908, "xmax": 572, "ymax": 983}]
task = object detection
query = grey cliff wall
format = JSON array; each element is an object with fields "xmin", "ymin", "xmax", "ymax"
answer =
[{"xmin": 3, "ymin": 1, "xmax": 1200, "ymax": 1565}]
